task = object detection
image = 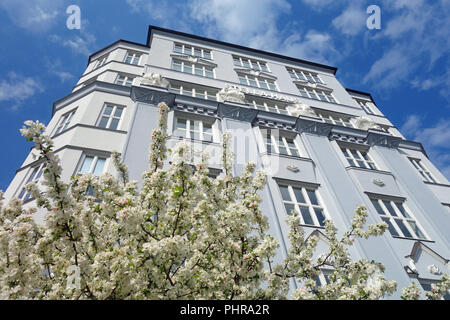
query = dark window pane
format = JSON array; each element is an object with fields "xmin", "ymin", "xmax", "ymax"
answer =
[
  {"xmin": 109, "ymin": 118, "xmax": 120, "ymax": 130},
  {"xmin": 284, "ymin": 203, "xmax": 296, "ymax": 215},
  {"xmin": 293, "ymin": 187, "xmax": 306, "ymax": 203},
  {"xmin": 382, "ymin": 217, "xmax": 399, "ymax": 237},
  {"xmin": 300, "ymin": 207, "xmax": 314, "ymax": 225},
  {"xmin": 314, "ymin": 208, "xmax": 326, "ymax": 226},
  {"xmin": 383, "ymin": 201, "xmax": 398, "ymax": 216},
  {"xmin": 279, "ymin": 186, "xmax": 291, "ymax": 201},
  {"xmin": 395, "ymin": 219, "xmax": 412, "ymax": 238},
  {"xmin": 98, "ymin": 116, "xmax": 109, "ymax": 128},
  {"xmin": 307, "ymin": 189, "xmax": 319, "ymax": 205}
]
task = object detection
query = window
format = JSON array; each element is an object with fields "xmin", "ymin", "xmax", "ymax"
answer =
[
  {"xmin": 249, "ymin": 99, "xmax": 288, "ymax": 115},
  {"xmin": 261, "ymin": 128, "xmax": 301, "ymax": 157},
  {"xmin": 409, "ymin": 158, "xmax": 437, "ymax": 183},
  {"xmin": 316, "ymin": 112, "xmax": 353, "ymax": 128},
  {"xmin": 94, "ymin": 54, "xmax": 108, "ymax": 69},
  {"xmin": 174, "ymin": 117, "xmax": 214, "ymax": 142},
  {"xmin": 279, "ymin": 184, "xmax": 327, "ymax": 227},
  {"xmin": 171, "ymin": 59, "xmax": 215, "ymax": 78},
  {"xmin": 370, "ymin": 197, "xmax": 427, "ymax": 240},
  {"xmin": 54, "ymin": 109, "xmax": 76, "ymax": 135},
  {"xmin": 233, "ymin": 55, "xmax": 269, "ymax": 72},
  {"xmin": 78, "ymin": 155, "xmax": 107, "ymax": 175},
  {"xmin": 17, "ymin": 163, "xmax": 46, "ymax": 202},
  {"xmin": 174, "ymin": 43, "xmax": 212, "ymax": 60},
  {"xmin": 296, "ymin": 85, "xmax": 336, "ymax": 103},
  {"xmin": 169, "ymin": 82, "xmax": 218, "ymax": 101},
  {"xmin": 115, "ymin": 74, "xmax": 134, "ymax": 87},
  {"xmin": 356, "ymin": 99, "xmax": 376, "ymax": 115},
  {"xmin": 97, "ymin": 104, "xmax": 124, "ymax": 130},
  {"xmin": 237, "ymin": 72, "xmax": 277, "ymax": 91},
  {"xmin": 341, "ymin": 147, "xmax": 377, "ymax": 170},
  {"xmin": 124, "ymin": 51, "xmax": 141, "ymax": 65},
  {"xmin": 287, "ymin": 67, "xmax": 323, "ymax": 84}
]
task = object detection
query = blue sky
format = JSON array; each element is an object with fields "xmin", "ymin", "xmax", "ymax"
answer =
[{"xmin": 0, "ymin": 0, "xmax": 449, "ymax": 191}]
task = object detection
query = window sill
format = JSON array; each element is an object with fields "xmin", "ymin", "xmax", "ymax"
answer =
[
  {"xmin": 392, "ymin": 235, "xmax": 434, "ymax": 243},
  {"xmin": 260, "ymin": 151, "xmax": 312, "ymax": 162},
  {"xmin": 169, "ymin": 135, "xmax": 220, "ymax": 146},
  {"xmin": 424, "ymin": 181, "xmax": 450, "ymax": 188},
  {"xmin": 170, "ymin": 68, "xmax": 216, "ymax": 80}
]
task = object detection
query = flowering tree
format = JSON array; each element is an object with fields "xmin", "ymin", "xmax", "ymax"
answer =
[{"xmin": 0, "ymin": 102, "xmax": 448, "ymax": 300}]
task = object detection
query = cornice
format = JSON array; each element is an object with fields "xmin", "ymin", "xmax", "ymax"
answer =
[
  {"xmin": 233, "ymin": 68, "xmax": 277, "ymax": 80},
  {"xmin": 170, "ymin": 53, "xmax": 218, "ymax": 67}
]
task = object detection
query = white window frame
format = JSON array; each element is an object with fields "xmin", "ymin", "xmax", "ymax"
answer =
[
  {"xmin": 17, "ymin": 163, "xmax": 46, "ymax": 202},
  {"xmin": 173, "ymin": 43, "xmax": 212, "ymax": 60},
  {"xmin": 370, "ymin": 197, "xmax": 428, "ymax": 240},
  {"xmin": 296, "ymin": 85, "xmax": 336, "ymax": 103},
  {"xmin": 233, "ymin": 55, "xmax": 270, "ymax": 72},
  {"xmin": 278, "ymin": 183, "xmax": 327, "ymax": 227},
  {"xmin": 78, "ymin": 155, "xmax": 107, "ymax": 175},
  {"xmin": 174, "ymin": 116, "xmax": 215, "ymax": 143},
  {"xmin": 261, "ymin": 128, "xmax": 301, "ymax": 157},
  {"xmin": 287, "ymin": 67, "xmax": 323, "ymax": 84},
  {"xmin": 409, "ymin": 158, "xmax": 437, "ymax": 183},
  {"xmin": 115, "ymin": 74, "xmax": 134, "ymax": 87},
  {"xmin": 341, "ymin": 146, "xmax": 377, "ymax": 170},
  {"xmin": 250, "ymin": 99, "xmax": 288, "ymax": 115},
  {"xmin": 97, "ymin": 104, "xmax": 125, "ymax": 130},
  {"xmin": 94, "ymin": 54, "xmax": 108, "ymax": 69},
  {"xmin": 317, "ymin": 112, "xmax": 353, "ymax": 128},
  {"xmin": 171, "ymin": 59, "xmax": 215, "ymax": 79},
  {"xmin": 169, "ymin": 83, "xmax": 218, "ymax": 101},
  {"xmin": 357, "ymin": 99, "xmax": 376, "ymax": 115},
  {"xmin": 124, "ymin": 51, "xmax": 141, "ymax": 65},
  {"xmin": 54, "ymin": 109, "xmax": 76, "ymax": 135},
  {"xmin": 237, "ymin": 72, "xmax": 277, "ymax": 91}
]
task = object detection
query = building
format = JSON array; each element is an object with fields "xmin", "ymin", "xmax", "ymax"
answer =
[{"xmin": 4, "ymin": 26, "xmax": 449, "ymax": 299}]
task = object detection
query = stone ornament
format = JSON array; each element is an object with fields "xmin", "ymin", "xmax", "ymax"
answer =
[
  {"xmin": 286, "ymin": 102, "xmax": 317, "ymax": 118},
  {"xmin": 216, "ymin": 84, "xmax": 246, "ymax": 104},
  {"xmin": 139, "ymin": 72, "xmax": 170, "ymax": 89},
  {"xmin": 287, "ymin": 165, "xmax": 300, "ymax": 172},
  {"xmin": 372, "ymin": 178, "xmax": 385, "ymax": 187},
  {"xmin": 427, "ymin": 264, "xmax": 442, "ymax": 275},
  {"xmin": 354, "ymin": 116, "xmax": 381, "ymax": 131}
]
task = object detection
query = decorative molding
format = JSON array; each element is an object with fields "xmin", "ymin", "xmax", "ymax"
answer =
[
  {"xmin": 174, "ymin": 103, "xmax": 216, "ymax": 117},
  {"xmin": 296, "ymin": 118, "xmax": 334, "ymax": 136},
  {"xmin": 287, "ymin": 165, "xmax": 300, "ymax": 173},
  {"xmin": 329, "ymin": 132, "xmax": 367, "ymax": 145},
  {"xmin": 286, "ymin": 102, "xmax": 317, "ymax": 118},
  {"xmin": 139, "ymin": 72, "xmax": 170, "ymax": 88},
  {"xmin": 354, "ymin": 116, "xmax": 381, "ymax": 131},
  {"xmin": 293, "ymin": 80, "xmax": 332, "ymax": 92},
  {"xmin": 131, "ymin": 86, "xmax": 175, "ymax": 106},
  {"xmin": 366, "ymin": 132, "xmax": 402, "ymax": 148},
  {"xmin": 233, "ymin": 68, "xmax": 277, "ymax": 80},
  {"xmin": 372, "ymin": 178, "xmax": 385, "ymax": 187},
  {"xmin": 216, "ymin": 85, "xmax": 247, "ymax": 104},
  {"xmin": 170, "ymin": 53, "xmax": 218, "ymax": 67},
  {"xmin": 218, "ymin": 103, "xmax": 258, "ymax": 122},
  {"xmin": 427, "ymin": 264, "xmax": 442, "ymax": 275}
]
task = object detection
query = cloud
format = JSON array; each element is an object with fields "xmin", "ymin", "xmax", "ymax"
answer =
[
  {"xmin": 401, "ymin": 115, "xmax": 450, "ymax": 180},
  {"xmin": 49, "ymin": 20, "xmax": 96, "ymax": 56},
  {"xmin": 45, "ymin": 59, "xmax": 74, "ymax": 83},
  {"xmin": 363, "ymin": 1, "xmax": 450, "ymax": 95},
  {"xmin": 0, "ymin": 0, "xmax": 65, "ymax": 32},
  {"xmin": 332, "ymin": 5, "xmax": 366, "ymax": 36},
  {"xmin": 300, "ymin": 0, "xmax": 335, "ymax": 11},
  {"xmin": 0, "ymin": 72, "xmax": 43, "ymax": 110}
]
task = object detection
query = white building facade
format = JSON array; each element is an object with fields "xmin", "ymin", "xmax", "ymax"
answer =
[{"xmin": 4, "ymin": 26, "xmax": 450, "ymax": 299}]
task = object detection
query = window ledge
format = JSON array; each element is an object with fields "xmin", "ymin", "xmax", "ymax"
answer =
[
  {"xmin": 345, "ymin": 166, "xmax": 392, "ymax": 175},
  {"xmin": 424, "ymin": 181, "xmax": 450, "ymax": 188},
  {"xmin": 261, "ymin": 151, "xmax": 312, "ymax": 162},
  {"xmin": 392, "ymin": 236, "xmax": 434, "ymax": 243}
]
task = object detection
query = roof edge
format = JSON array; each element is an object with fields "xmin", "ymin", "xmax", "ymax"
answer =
[
  {"xmin": 88, "ymin": 39, "xmax": 149, "ymax": 64},
  {"xmin": 146, "ymin": 25, "xmax": 338, "ymax": 75}
]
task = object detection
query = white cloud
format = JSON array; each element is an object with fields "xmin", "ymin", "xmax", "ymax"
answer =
[
  {"xmin": 45, "ymin": 59, "xmax": 74, "ymax": 83},
  {"xmin": 0, "ymin": 72, "xmax": 43, "ymax": 110},
  {"xmin": 49, "ymin": 20, "xmax": 96, "ymax": 56},
  {"xmin": 332, "ymin": 5, "xmax": 366, "ymax": 36},
  {"xmin": 401, "ymin": 115, "xmax": 450, "ymax": 180},
  {"xmin": 300, "ymin": 0, "xmax": 334, "ymax": 11},
  {"xmin": 364, "ymin": 1, "xmax": 450, "ymax": 94},
  {"xmin": 0, "ymin": 0, "xmax": 65, "ymax": 32}
]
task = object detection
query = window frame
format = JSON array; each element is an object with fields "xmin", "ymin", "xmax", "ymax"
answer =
[
  {"xmin": 296, "ymin": 85, "xmax": 336, "ymax": 103},
  {"xmin": 356, "ymin": 99, "xmax": 376, "ymax": 115},
  {"xmin": 369, "ymin": 196, "xmax": 428, "ymax": 240},
  {"xmin": 115, "ymin": 74, "xmax": 134, "ymax": 87},
  {"xmin": 77, "ymin": 154, "xmax": 107, "ymax": 175},
  {"xmin": 409, "ymin": 158, "xmax": 437, "ymax": 184},
  {"xmin": 278, "ymin": 183, "xmax": 328, "ymax": 227},
  {"xmin": 287, "ymin": 67, "xmax": 323, "ymax": 84},
  {"xmin": 173, "ymin": 115, "xmax": 216, "ymax": 143},
  {"xmin": 169, "ymin": 82, "xmax": 218, "ymax": 101},
  {"xmin": 237, "ymin": 72, "xmax": 278, "ymax": 91},
  {"xmin": 53, "ymin": 108, "xmax": 76, "ymax": 136},
  {"xmin": 249, "ymin": 99, "xmax": 289, "ymax": 115},
  {"xmin": 94, "ymin": 54, "xmax": 108, "ymax": 69},
  {"xmin": 341, "ymin": 146, "xmax": 377, "ymax": 170},
  {"xmin": 316, "ymin": 112, "xmax": 354, "ymax": 128},
  {"xmin": 171, "ymin": 58, "xmax": 215, "ymax": 79},
  {"xmin": 173, "ymin": 43, "xmax": 212, "ymax": 60},
  {"xmin": 233, "ymin": 55, "xmax": 270, "ymax": 72},
  {"xmin": 261, "ymin": 128, "xmax": 302, "ymax": 157},
  {"xmin": 124, "ymin": 51, "xmax": 142, "ymax": 65},
  {"xmin": 17, "ymin": 162, "xmax": 46, "ymax": 202},
  {"xmin": 96, "ymin": 104, "xmax": 125, "ymax": 130}
]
